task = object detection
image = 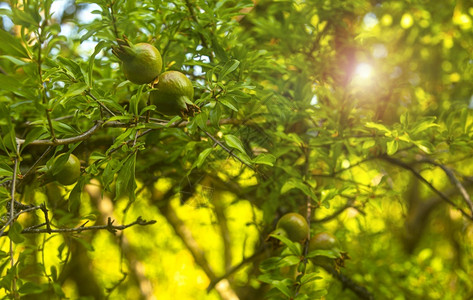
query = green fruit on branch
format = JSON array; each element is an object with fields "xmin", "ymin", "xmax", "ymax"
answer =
[
  {"xmin": 149, "ymin": 70, "xmax": 195, "ymax": 116},
  {"xmin": 309, "ymin": 232, "xmax": 339, "ymax": 267},
  {"xmin": 50, "ymin": 153, "xmax": 81, "ymax": 185},
  {"xmin": 276, "ymin": 212, "xmax": 309, "ymax": 242},
  {"xmin": 112, "ymin": 37, "xmax": 162, "ymax": 84},
  {"xmin": 309, "ymin": 232, "xmax": 338, "ymax": 251}
]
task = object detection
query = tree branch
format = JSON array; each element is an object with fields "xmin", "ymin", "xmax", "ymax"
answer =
[
  {"xmin": 0, "ymin": 204, "xmax": 43, "ymax": 237},
  {"xmin": 418, "ymin": 158, "xmax": 473, "ymax": 216},
  {"xmin": 321, "ymin": 265, "xmax": 374, "ymax": 300},
  {"xmin": 206, "ymin": 246, "xmax": 269, "ymax": 293},
  {"xmin": 8, "ymin": 143, "xmax": 20, "ymax": 299},
  {"xmin": 184, "ymin": 0, "xmax": 210, "ymax": 50},
  {"xmin": 14, "ymin": 118, "xmax": 243, "ymax": 149},
  {"xmin": 382, "ymin": 156, "xmax": 473, "ymax": 220},
  {"xmin": 313, "ymin": 198, "xmax": 355, "ymax": 223},
  {"xmin": 16, "ymin": 121, "xmax": 104, "ymax": 146},
  {"xmin": 203, "ymin": 130, "xmax": 258, "ymax": 173},
  {"xmin": 0, "ymin": 217, "xmax": 155, "ymax": 236}
]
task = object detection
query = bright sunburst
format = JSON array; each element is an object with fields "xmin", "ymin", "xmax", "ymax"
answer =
[{"xmin": 354, "ymin": 63, "xmax": 373, "ymax": 79}]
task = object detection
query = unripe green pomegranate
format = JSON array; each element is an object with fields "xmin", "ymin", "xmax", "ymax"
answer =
[
  {"xmin": 309, "ymin": 232, "xmax": 339, "ymax": 267},
  {"xmin": 50, "ymin": 153, "xmax": 81, "ymax": 185},
  {"xmin": 112, "ymin": 37, "xmax": 162, "ymax": 84},
  {"xmin": 149, "ymin": 71, "xmax": 194, "ymax": 116},
  {"xmin": 309, "ymin": 232, "xmax": 338, "ymax": 251},
  {"xmin": 276, "ymin": 212, "xmax": 309, "ymax": 242}
]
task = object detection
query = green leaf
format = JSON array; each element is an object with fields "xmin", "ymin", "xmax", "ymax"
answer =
[
  {"xmin": 306, "ymin": 249, "xmax": 338, "ymax": 259},
  {"xmin": 270, "ymin": 233, "xmax": 302, "ymax": 256},
  {"xmin": 8, "ymin": 222, "xmax": 25, "ymax": 244},
  {"xmin": 219, "ymin": 97, "xmax": 238, "ymax": 111},
  {"xmin": 362, "ymin": 140, "xmax": 376, "ymax": 149},
  {"xmin": 299, "ymin": 273, "xmax": 322, "ymax": 285},
  {"xmin": 18, "ymin": 282, "xmax": 44, "ymax": 295},
  {"xmin": 166, "ymin": 116, "xmax": 182, "ymax": 127},
  {"xmin": 115, "ymin": 153, "xmax": 137, "ymax": 201},
  {"xmin": 224, "ymin": 134, "xmax": 246, "ymax": 154},
  {"xmin": 87, "ymin": 41, "xmax": 107, "ymax": 87},
  {"xmin": 252, "ymin": 153, "xmax": 276, "ymax": 166},
  {"xmin": 60, "ymin": 82, "xmax": 88, "ymax": 102},
  {"xmin": 2, "ymin": 130, "xmax": 17, "ymax": 154},
  {"xmin": 52, "ymin": 282, "xmax": 65, "ymax": 297},
  {"xmin": 69, "ymin": 175, "xmax": 87, "ymax": 212},
  {"xmin": 195, "ymin": 111, "xmax": 208, "ymax": 130},
  {"xmin": 211, "ymin": 36, "xmax": 229, "ymax": 62},
  {"xmin": 400, "ymin": 112, "xmax": 409, "ymax": 127},
  {"xmin": 11, "ymin": 8, "xmax": 40, "ymax": 28},
  {"xmin": 0, "ymin": 162, "xmax": 13, "ymax": 177},
  {"xmin": 80, "ymin": 25, "xmax": 107, "ymax": 43},
  {"xmin": 193, "ymin": 148, "xmax": 213, "ymax": 169},
  {"xmin": 0, "ymin": 55, "xmax": 27, "ymax": 66},
  {"xmin": 0, "ymin": 74, "xmax": 36, "ymax": 98},
  {"xmin": 265, "ymin": 278, "xmax": 294, "ymax": 298},
  {"xmin": 57, "ymin": 56, "xmax": 84, "ymax": 81},
  {"xmin": 281, "ymin": 178, "xmax": 317, "ymax": 200},
  {"xmin": 411, "ymin": 117, "xmax": 439, "ymax": 135},
  {"xmin": 220, "ymin": 59, "xmax": 240, "ymax": 79},
  {"xmin": 259, "ymin": 255, "xmax": 300, "ymax": 272},
  {"xmin": 386, "ymin": 139, "xmax": 398, "ymax": 155},
  {"xmin": 413, "ymin": 139, "xmax": 434, "ymax": 154},
  {"xmin": 235, "ymin": 152, "xmax": 253, "ymax": 166},
  {"xmin": 0, "ymin": 29, "xmax": 30, "ymax": 58},
  {"xmin": 102, "ymin": 158, "xmax": 122, "ymax": 190},
  {"xmin": 209, "ymin": 102, "xmax": 222, "ymax": 126},
  {"xmin": 365, "ymin": 122, "xmax": 391, "ymax": 135},
  {"xmin": 21, "ymin": 127, "xmax": 48, "ymax": 150},
  {"xmin": 50, "ymin": 266, "xmax": 58, "ymax": 282}
]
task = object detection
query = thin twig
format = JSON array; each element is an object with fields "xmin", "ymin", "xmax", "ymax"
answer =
[
  {"xmin": 16, "ymin": 118, "xmax": 241, "ymax": 148},
  {"xmin": 306, "ymin": 20, "xmax": 332, "ymax": 59},
  {"xmin": 0, "ymin": 205, "xmax": 42, "ymax": 237},
  {"xmin": 85, "ymin": 90, "xmax": 117, "ymax": 117},
  {"xmin": 312, "ymin": 174, "xmax": 371, "ymax": 188},
  {"xmin": 184, "ymin": 0, "xmax": 209, "ymax": 50},
  {"xmin": 9, "ymin": 142, "xmax": 20, "ymax": 298},
  {"xmin": 382, "ymin": 156, "xmax": 473, "ymax": 220},
  {"xmin": 331, "ymin": 156, "xmax": 377, "ymax": 175},
  {"xmin": 108, "ymin": 0, "xmax": 120, "ymax": 39},
  {"xmin": 16, "ymin": 121, "xmax": 104, "ymax": 146},
  {"xmin": 40, "ymin": 204, "xmax": 52, "ymax": 233},
  {"xmin": 203, "ymin": 130, "xmax": 257, "ymax": 172},
  {"xmin": 313, "ymin": 199, "xmax": 355, "ymax": 223},
  {"xmin": 161, "ymin": 20, "xmax": 183, "ymax": 58},
  {"xmin": 321, "ymin": 265, "xmax": 374, "ymax": 300},
  {"xmin": 1, "ymin": 217, "xmax": 155, "ymax": 236},
  {"xmin": 419, "ymin": 158, "xmax": 473, "ymax": 216},
  {"xmin": 37, "ymin": 20, "xmax": 57, "ymax": 143},
  {"xmin": 206, "ymin": 246, "xmax": 269, "ymax": 293},
  {"xmin": 294, "ymin": 146, "xmax": 312, "ymax": 296},
  {"xmin": 17, "ymin": 146, "xmax": 53, "ymax": 189}
]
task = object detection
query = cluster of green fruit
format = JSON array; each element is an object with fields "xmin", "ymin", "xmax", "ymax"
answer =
[
  {"xmin": 273, "ymin": 212, "xmax": 339, "ymax": 266},
  {"xmin": 112, "ymin": 37, "xmax": 195, "ymax": 117},
  {"xmin": 42, "ymin": 38, "xmax": 196, "ymax": 188}
]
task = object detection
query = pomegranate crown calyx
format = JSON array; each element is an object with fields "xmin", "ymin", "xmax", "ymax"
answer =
[{"xmin": 112, "ymin": 36, "xmax": 136, "ymax": 62}]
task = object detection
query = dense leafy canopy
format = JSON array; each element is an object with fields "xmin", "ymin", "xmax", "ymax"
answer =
[{"xmin": 1, "ymin": 0, "xmax": 473, "ymax": 299}]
